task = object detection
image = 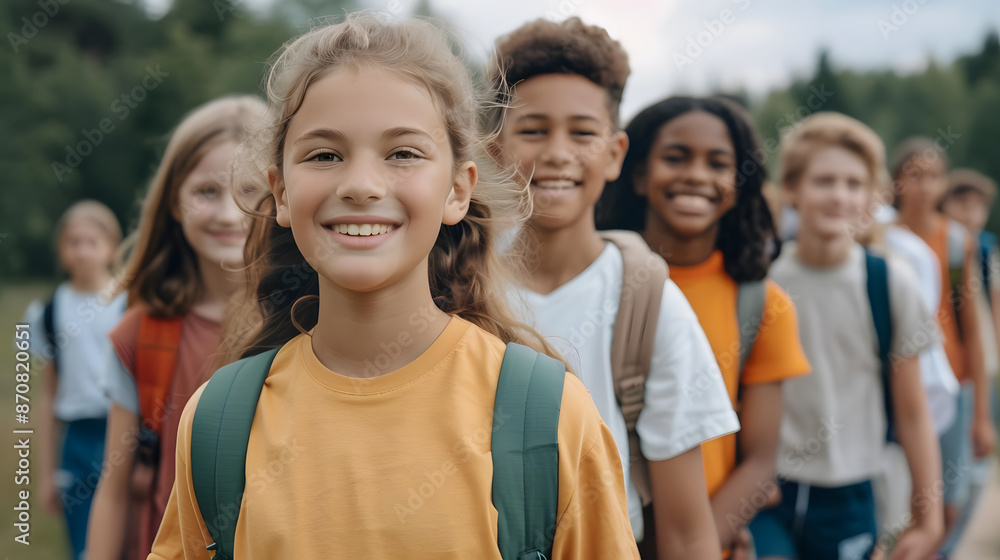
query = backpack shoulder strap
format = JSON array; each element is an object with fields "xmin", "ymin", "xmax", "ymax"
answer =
[
  {"xmin": 42, "ymin": 296, "xmax": 57, "ymax": 372},
  {"xmin": 864, "ymin": 251, "xmax": 896, "ymax": 443},
  {"xmin": 736, "ymin": 280, "xmax": 766, "ymax": 373},
  {"xmin": 946, "ymin": 220, "xmax": 967, "ymax": 273},
  {"xmin": 597, "ymin": 229, "xmax": 668, "ymax": 505},
  {"xmin": 136, "ymin": 313, "xmax": 185, "ymax": 435},
  {"xmin": 982, "ymin": 240, "xmax": 994, "ymax": 307},
  {"xmin": 191, "ymin": 348, "xmax": 279, "ymax": 560},
  {"xmin": 946, "ymin": 220, "xmax": 971, "ymax": 341},
  {"xmin": 492, "ymin": 342, "xmax": 565, "ymax": 560}
]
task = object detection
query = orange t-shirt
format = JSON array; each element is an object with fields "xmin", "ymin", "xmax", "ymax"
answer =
[
  {"xmin": 915, "ymin": 218, "xmax": 969, "ymax": 381},
  {"xmin": 669, "ymin": 251, "xmax": 810, "ymax": 496}
]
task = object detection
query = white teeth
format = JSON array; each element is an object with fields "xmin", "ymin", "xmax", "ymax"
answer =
[
  {"xmin": 329, "ymin": 224, "xmax": 395, "ymax": 236},
  {"xmin": 534, "ymin": 179, "xmax": 577, "ymax": 189},
  {"xmin": 671, "ymin": 194, "xmax": 714, "ymax": 211}
]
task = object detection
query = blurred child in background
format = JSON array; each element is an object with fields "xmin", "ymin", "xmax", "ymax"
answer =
[
  {"xmin": 937, "ymin": 167, "xmax": 999, "ymax": 555},
  {"xmin": 597, "ymin": 95, "xmax": 811, "ymax": 557},
  {"xmin": 751, "ymin": 113, "xmax": 942, "ymax": 560},
  {"xmin": 891, "ymin": 139, "xmax": 997, "ymax": 559},
  {"xmin": 863, "ymin": 179, "xmax": 958, "ymax": 553},
  {"xmin": 86, "ymin": 96, "xmax": 265, "ymax": 560},
  {"xmin": 29, "ymin": 200, "xmax": 126, "ymax": 560}
]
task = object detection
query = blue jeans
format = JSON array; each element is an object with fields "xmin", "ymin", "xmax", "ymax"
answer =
[
  {"xmin": 749, "ymin": 478, "xmax": 877, "ymax": 560},
  {"xmin": 58, "ymin": 417, "xmax": 107, "ymax": 560}
]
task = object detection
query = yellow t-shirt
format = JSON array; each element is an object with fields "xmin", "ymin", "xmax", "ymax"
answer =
[
  {"xmin": 669, "ymin": 251, "xmax": 811, "ymax": 496},
  {"xmin": 149, "ymin": 316, "xmax": 639, "ymax": 559}
]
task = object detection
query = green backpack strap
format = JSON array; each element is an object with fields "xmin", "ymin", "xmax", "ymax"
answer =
[
  {"xmin": 736, "ymin": 280, "xmax": 766, "ymax": 373},
  {"xmin": 734, "ymin": 280, "xmax": 765, "ymax": 460},
  {"xmin": 493, "ymin": 342, "xmax": 566, "ymax": 560},
  {"xmin": 191, "ymin": 348, "xmax": 279, "ymax": 560}
]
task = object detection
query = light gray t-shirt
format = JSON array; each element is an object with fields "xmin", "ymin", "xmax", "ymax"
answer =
[
  {"xmin": 26, "ymin": 283, "xmax": 126, "ymax": 421},
  {"xmin": 771, "ymin": 242, "xmax": 936, "ymax": 486}
]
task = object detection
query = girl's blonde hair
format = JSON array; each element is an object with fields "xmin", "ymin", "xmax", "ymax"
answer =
[
  {"xmin": 225, "ymin": 12, "xmax": 557, "ymax": 362},
  {"xmin": 56, "ymin": 199, "xmax": 122, "ymax": 247},
  {"xmin": 114, "ymin": 96, "xmax": 268, "ymax": 318}
]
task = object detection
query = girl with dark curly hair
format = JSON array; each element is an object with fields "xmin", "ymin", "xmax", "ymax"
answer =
[{"xmin": 598, "ymin": 96, "xmax": 811, "ymax": 556}]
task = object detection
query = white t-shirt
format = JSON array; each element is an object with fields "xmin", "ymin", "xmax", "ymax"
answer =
[
  {"xmin": 511, "ymin": 242, "xmax": 740, "ymax": 540},
  {"xmin": 770, "ymin": 243, "xmax": 936, "ymax": 486},
  {"xmin": 883, "ymin": 225, "xmax": 959, "ymax": 434},
  {"xmin": 27, "ymin": 283, "xmax": 126, "ymax": 421}
]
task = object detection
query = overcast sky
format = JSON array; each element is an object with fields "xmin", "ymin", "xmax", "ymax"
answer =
[{"xmin": 145, "ymin": 0, "xmax": 992, "ymax": 121}]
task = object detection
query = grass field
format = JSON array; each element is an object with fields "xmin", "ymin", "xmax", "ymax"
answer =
[{"xmin": 1, "ymin": 282, "xmax": 68, "ymax": 560}]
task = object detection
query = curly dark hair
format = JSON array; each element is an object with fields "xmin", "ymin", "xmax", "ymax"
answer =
[
  {"xmin": 489, "ymin": 17, "xmax": 630, "ymax": 126},
  {"xmin": 596, "ymin": 96, "xmax": 779, "ymax": 282}
]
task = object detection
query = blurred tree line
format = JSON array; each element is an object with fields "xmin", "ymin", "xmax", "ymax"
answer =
[
  {"xmin": 0, "ymin": 0, "xmax": 352, "ymax": 279},
  {"xmin": 1, "ymin": 0, "xmax": 998, "ymax": 279},
  {"xmin": 753, "ymin": 32, "xmax": 1000, "ymax": 233}
]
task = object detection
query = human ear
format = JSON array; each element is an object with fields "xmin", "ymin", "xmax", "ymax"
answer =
[
  {"xmin": 443, "ymin": 161, "xmax": 477, "ymax": 226},
  {"xmin": 604, "ymin": 129, "xmax": 629, "ymax": 183},
  {"xmin": 267, "ymin": 165, "xmax": 290, "ymax": 228}
]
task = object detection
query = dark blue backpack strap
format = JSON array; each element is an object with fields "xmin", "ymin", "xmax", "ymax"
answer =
[
  {"xmin": 981, "ymin": 238, "xmax": 993, "ymax": 308},
  {"xmin": 42, "ymin": 297, "xmax": 57, "ymax": 373},
  {"xmin": 492, "ymin": 342, "xmax": 566, "ymax": 560},
  {"xmin": 864, "ymin": 251, "xmax": 895, "ymax": 443},
  {"xmin": 191, "ymin": 348, "xmax": 279, "ymax": 560}
]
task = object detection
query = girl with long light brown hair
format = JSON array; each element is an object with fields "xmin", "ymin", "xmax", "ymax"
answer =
[{"xmin": 87, "ymin": 96, "xmax": 266, "ymax": 560}]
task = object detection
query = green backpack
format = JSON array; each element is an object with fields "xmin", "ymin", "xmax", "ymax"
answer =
[{"xmin": 190, "ymin": 342, "xmax": 566, "ymax": 560}]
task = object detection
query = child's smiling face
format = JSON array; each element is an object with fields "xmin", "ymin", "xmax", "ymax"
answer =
[
  {"xmin": 639, "ymin": 111, "xmax": 738, "ymax": 240},
  {"xmin": 270, "ymin": 65, "xmax": 476, "ymax": 294},
  {"xmin": 787, "ymin": 146, "xmax": 872, "ymax": 241},
  {"xmin": 497, "ymin": 73, "xmax": 627, "ymax": 232},
  {"xmin": 896, "ymin": 154, "xmax": 949, "ymax": 214},
  {"xmin": 174, "ymin": 141, "xmax": 248, "ymax": 270}
]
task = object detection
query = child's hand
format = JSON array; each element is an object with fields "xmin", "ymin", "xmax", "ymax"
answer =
[
  {"xmin": 972, "ymin": 415, "xmax": 996, "ymax": 459},
  {"xmin": 889, "ymin": 522, "xmax": 942, "ymax": 560},
  {"xmin": 730, "ymin": 527, "xmax": 755, "ymax": 560}
]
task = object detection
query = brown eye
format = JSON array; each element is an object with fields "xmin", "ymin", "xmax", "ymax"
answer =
[
  {"xmin": 311, "ymin": 152, "xmax": 341, "ymax": 163},
  {"xmin": 390, "ymin": 149, "xmax": 420, "ymax": 160}
]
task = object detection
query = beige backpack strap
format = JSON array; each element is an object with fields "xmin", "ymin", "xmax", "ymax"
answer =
[{"xmin": 598, "ymin": 230, "xmax": 669, "ymax": 505}]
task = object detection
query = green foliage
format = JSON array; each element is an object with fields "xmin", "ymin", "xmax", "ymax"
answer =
[{"xmin": 0, "ymin": 0, "xmax": 327, "ymax": 279}]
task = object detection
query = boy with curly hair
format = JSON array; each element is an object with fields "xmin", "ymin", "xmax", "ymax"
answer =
[{"xmin": 490, "ymin": 18, "xmax": 740, "ymax": 559}]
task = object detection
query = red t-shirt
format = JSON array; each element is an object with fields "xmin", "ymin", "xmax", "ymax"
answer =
[{"xmin": 108, "ymin": 305, "xmax": 223, "ymax": 559}]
